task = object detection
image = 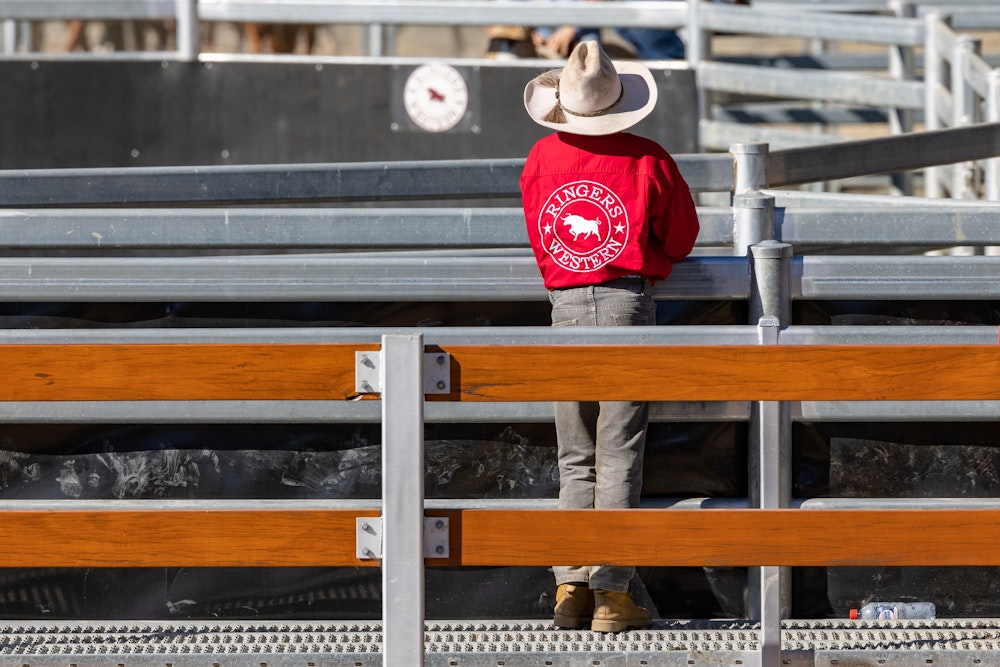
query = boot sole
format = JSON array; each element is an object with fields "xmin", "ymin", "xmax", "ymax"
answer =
[
  {"xmin": 553, "ymin": 614, "xmax": 591, "ymax": 630},
  {"xmin": 590, "ymin": 618, "xmax": 652, "ymax": 633}
]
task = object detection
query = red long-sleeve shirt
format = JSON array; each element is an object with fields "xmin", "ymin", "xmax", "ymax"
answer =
[{"xmin": 520, "ymin": 131, "xmax": 700, "ymax": 290}]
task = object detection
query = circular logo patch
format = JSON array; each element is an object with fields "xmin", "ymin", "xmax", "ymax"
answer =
[{"xmin": 537, "ymin": 180, "xmax": 628, "ymax": 272}]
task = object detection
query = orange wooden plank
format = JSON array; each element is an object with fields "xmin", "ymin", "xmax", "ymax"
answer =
[
  {"xmin": 432, "ymin": 509, "xmax": 1000, "ymax": 567},
  {"xmin": 3, "ymin": 507, "xmax": 998, "ymax": 569},
  {"xmin": 0, "ymin": 343, "xmax": 997, "ymax": 402},
  {"xmin": 0, "ymin": 344, "xmax": 376, "ymax": 401},
  {"xmin": 439, "ymin": 344, "xmax": 1000, "ymax": 401},
  {"xmin": 0, "ymin": 509, "xmax": 380, "ymax": 568}
]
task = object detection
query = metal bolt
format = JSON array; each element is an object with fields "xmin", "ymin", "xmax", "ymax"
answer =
[
  {"xmin": 436, "ymin": 355, "xmax": 446, "ymax": 365},
  {"xmin": 436, "ymin": 380, "xmax": 446, "ymax": 390},
  {"xmin": 361, "ymin": 380, "xmax": 373, "ymax": 392},
  {"xmin": 360, "ymin": 355, "xmax": 375, "ymax": 368},
  {"xmin": 361, "ymin": 522, "xmax": 371, "ymax": 532},
  {"xmin": 435, "ymin": 545, "xmax": 445, "ymax": 555},
  {"xmin": 362, "ymin": 547, "xmax": 375, "ymax": 558},
  {"xmin": 435, "ymin": 520, "xmax": 445, "ymax": 530}
]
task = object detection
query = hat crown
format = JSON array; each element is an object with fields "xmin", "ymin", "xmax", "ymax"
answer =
[
  {"xmin": 522, "ymin": 40, "xmax": 657, "ymax": 136},
  {"xmin": 558, "ymin": 42, "xmax": 623, "ymax": 116}
]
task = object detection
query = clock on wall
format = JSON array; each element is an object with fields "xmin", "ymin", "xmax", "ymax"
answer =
[{"xmin": 402, "ymin": 63, "xmax": 470, "ymax": 133}]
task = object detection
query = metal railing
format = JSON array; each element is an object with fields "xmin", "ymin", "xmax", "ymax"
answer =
[
  {"xmin": 691, "ymin": 1, "xmax": 1000, "ymax": 198},
  {"xmin": 2, "ymin": 0, "xmax": 999, "ymax": 199},
  {"xmin": 1, "ymin": 65, "xmax": 1000, "ymax": 666},
  {"xmin": 0, "ymin": 5, "xmax": 998, "ymax": 667}
]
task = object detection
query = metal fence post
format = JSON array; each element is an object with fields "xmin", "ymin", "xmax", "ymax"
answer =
[
  {"xmin": 988, "ymin": 69, "xmax": 1000, "ymax": 202},
  {"xmin": 748, "ymin": 242, "xmax": 792, "ymax": 667},
  {"xmin": 888, "ymin": 0, "xmax": 916, "ymax": 195},
  {"xmin": 734, "ymin": 193, "xmax": 775, "ymax": 258},
  {"xmin": 381, "ymin": 333, "xmax": 426, "ymax": 667},
  {"xmin": 730, "ymin": 142, "xmax": 769, "ymax": 195},
  {"xmin": 688, "ymin": 0, "xmax": 709, "ymax": 136},
  {"xmin": 0, "ymin": 19, "xmax": 13, "ymax": 54},
  {"xmin": 175, "ymin": 0, "xmax": 199, "ymax": 62},
  {"xmin": 923, "ymin": 13, "xmax": 945, "ymax": 198},
  {"xmin": 952, "ymin": 35, "xmax": 982, "ymax": 200}
]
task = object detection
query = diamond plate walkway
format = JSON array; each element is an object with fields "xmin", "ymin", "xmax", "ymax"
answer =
[{"xmin": 3, "ymin": 619, "xmax": 1000, "ymax": 667}]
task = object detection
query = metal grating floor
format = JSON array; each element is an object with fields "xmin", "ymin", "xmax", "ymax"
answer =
[{"xmin": 2, "ymin": 619, "xmax": 1000, "ymax": 666}]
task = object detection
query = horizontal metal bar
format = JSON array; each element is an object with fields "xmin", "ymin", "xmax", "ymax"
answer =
[
  {"xmin": 197, "ymin": 0, "xmax": 688, "ymax": 28},
  {"xmin": 699, "ymin": 62, "xmax": 925, "ymax": 110},
  {"xmin": 1, "ymin": 251, "xmax": 1000, "ymax": 302},
  {"xmin": 776, "ymin": 206, "xmax": 1000, "ymax": 247},
  {"xmin": 3, "ymin": 396, "xmax": 999, "ymax": 425},
  {"xmin": 0, "ymin": 0, "xmax": 176, "ymax": 20},
  {"xmin": 800, "ymin": 497, "xmax": 1000, "ymax": 510},
  {"xmin": 778, "ymin": 325, "xmax": 999, "ymax": 345},
  {"xmin": 0, "ymin": 321, "xmax": 987, "ymax": 347},
  {"xmin": 795, "ymin": 255, "xmax": 1000, "ymax": 299},
  {"xmin": 0, "ymin": 159, "xmax": 525, "ymax": 206},
  {"xmin": 763, "ymin": 188, "xmax": 1000, "ymax": 209},
  {"xmin": 700, "ymin": 120, "xmax": 849, "ymax": 153},
  {"xmin": 0, "ymin": 399, "xmax": 751, "ymax": 424},
  {"xmin": 795, "ymin": 400, "xmax": 1000, "ymax": 422},
  {"xmin": 0, "ymin": 155, "xmax": 730, "ymax": 207},
  {"xmin": 0, "ymin": 206, "xmax": 733, "ymax": 249},
  {"xmin": 699, "ymin": 2, "xmax": 926, "ymax": 46},
  {"xmin": 769, "ymin": 122, "xmax": 1000, "ymax": 187},
  {"xmin": 0, "ymin": 254, "xmax": 749, "ymax": 301},
  {"xmin": 713, "ymin": 102, "xmax": 890, "ymax": 126},
  {"xmin": 5, "ymin": 495, "xmax": 1000, "ymax": 515}
]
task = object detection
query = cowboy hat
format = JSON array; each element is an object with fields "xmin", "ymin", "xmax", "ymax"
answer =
[{"xmin": 523, "ymin": 40, "xmax": 657, "ymax": 135}]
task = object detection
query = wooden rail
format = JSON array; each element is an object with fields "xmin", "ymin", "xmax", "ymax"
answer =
[
  {"xmin": 3, "ymin": 507, "xmax": 1000, "ymax": 569},
  {"xmin": 2, "ymin": 343, "xmax": 999, "ymax": 401},
  {"xmin": 0, "ymin": 341, "xmax": 998, "ymax": 571}
]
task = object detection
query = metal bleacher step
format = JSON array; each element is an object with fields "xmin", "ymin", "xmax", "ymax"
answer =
[{"xmin": 3, "ymin": 619, "xmax": 1000, "ymax": 667}]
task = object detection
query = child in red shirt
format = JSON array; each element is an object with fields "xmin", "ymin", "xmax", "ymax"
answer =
[{"xmin": 520, "ymin": 40, "xmax": 699, "ymax": 633}]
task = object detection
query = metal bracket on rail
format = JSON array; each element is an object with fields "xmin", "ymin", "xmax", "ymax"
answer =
[
  {"xmin": 355, "ymin": 350, "xmax": 451, "ymax": 395},
  {"xmin": 356, "ymin": 517, "xmax": 450, "ymax": 560}
]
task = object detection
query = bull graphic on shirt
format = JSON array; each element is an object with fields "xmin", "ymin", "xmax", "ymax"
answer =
[
  {"xmin": 562, "ymin": 214, "xmax": 603, "ymax": 242},
  {"xmin": 538, "ymin": 180, "xmax": 629, "ymax": 273}
]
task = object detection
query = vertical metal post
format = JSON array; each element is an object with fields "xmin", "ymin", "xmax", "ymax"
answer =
[
  {"xmin": 951, "ymin": 35, "xmax": 981, "ymax": 200},
  {"xmin": 731, "ymin": 142, "xmax": 769, "ymax": 196},
  {"xmin": 888, "ymin": 1, "xmax": 915, "ymax": 195},
  {"xmin": 748, "ymin": 237, "xmax": 789, "ymax": 327},
  {"xmin": 923, "ymin": 13, "xmax": 944, "ymax": 198},
  {"xmin": 175, "ymin": 0, "xmax": 199, "ymax": 62},
  {"xmin": 733, "ymin": 193, "xmax": 775, "ymax": 258},
  {"xmin": 748, "ymin": 242, "xmax": 792, "ymax": 667},
  {"xmin": 381, "ymin": 334, "xmax": 426, "ymax": 667},
  {"xmin": 987, "ymin": 70, "xmax": 1000, "ymax": 202},
  {"xmin": 687, "ymin": 0, "xmax": 709, "ymax": 136},
  {"xmin": 365, "ymin": 24, "xmax": 386, "ymax": 56},
  {"xmin": 1, "ymin": 19, "xmax": 14, "ymax": 54}
]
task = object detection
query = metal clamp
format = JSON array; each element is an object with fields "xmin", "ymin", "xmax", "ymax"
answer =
[
  {"xmin": 355, "ymin": 351, "xmax": 450, "ymax": 395},
  {"xmin": 355, "ymin": 516, "xmax": 450, "ymax": 560}
]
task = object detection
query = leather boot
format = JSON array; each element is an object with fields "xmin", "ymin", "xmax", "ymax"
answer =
[
  {"xmin": 591, "ymin": 590, "xmax": 652, "ymax": 633},
  {"xmin": 553, "ymin": 584, "xmax": 594, "ymax": 629}
]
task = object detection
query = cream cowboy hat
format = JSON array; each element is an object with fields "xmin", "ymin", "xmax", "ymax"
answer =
[{"xmin": 523, "ymin": 40, "xmax": 657, "ymax": 136}]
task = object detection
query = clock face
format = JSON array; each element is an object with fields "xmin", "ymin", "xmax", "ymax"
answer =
[{"xmin": 402, "ymin": 63, "xmax": 469, "ymax": 133}]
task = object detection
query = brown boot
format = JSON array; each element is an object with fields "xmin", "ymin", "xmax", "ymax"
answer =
[
  {"xmin": 553, "ymin": 584, "xmax": 594, "ymax": 629},
  {"xmin": 591, "ymin": 590, "xmax": 652, "ymax": 633}
]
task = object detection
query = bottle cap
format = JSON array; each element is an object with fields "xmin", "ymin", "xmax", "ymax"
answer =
[{"xmin": 849, "ymin": 608, "xmax": 859, "ymax": 619}]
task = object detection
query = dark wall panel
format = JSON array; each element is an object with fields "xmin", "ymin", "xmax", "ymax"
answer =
[{"xmin": 0, "ymin": 60, "xmax": 697, "ymax": 169}]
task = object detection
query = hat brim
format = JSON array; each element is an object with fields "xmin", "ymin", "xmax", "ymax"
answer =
[{"xmin": 523, "ymin": 59, "xmax": 658, "ymax": 136}]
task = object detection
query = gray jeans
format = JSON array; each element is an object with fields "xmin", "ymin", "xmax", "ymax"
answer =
[{"xmin": 549, "ymin": 277, "xmax": 656, "ymax": 592}]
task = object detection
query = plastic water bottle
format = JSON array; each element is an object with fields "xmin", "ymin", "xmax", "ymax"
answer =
[{"xmin": 849, "ymin": 602, "xmax": 936, "ymax": 620}]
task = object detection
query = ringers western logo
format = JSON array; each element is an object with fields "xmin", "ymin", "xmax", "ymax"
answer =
[{"xmin": 538, "ymin": 180, "xmax": 628, "ymax": 272}]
